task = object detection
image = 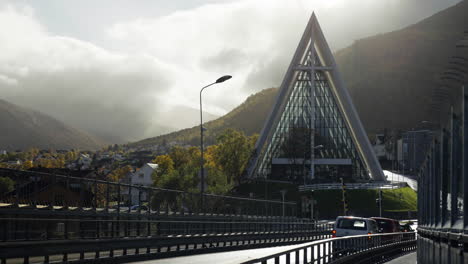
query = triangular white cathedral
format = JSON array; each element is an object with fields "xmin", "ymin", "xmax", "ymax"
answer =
[{"xmin": 246, "ymin": 13, "xmax": 385, "ymax": 184}]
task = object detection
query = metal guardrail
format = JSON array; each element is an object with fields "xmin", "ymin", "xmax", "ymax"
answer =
[
  {"xmin": 241, "ymin": 232, "xmax": 416, "ymax": 264},
  {"xmin": 299, "ymin": 182, "xmax": 407, "ymax": 191},
  {"xmin": 0, "ymin": 215, "xmax": 332, "ymax": 242},
  {"xmin": 0, "ymin": 168, "xmax": 297, "ymax": 217}
]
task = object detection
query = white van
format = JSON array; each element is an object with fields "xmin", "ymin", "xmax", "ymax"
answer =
[{"xmin": 332, "ymin": 216, "xmax": 379, "ymax": 237}]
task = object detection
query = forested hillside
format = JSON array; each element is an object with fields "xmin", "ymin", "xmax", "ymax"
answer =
[
  {"xmin": 0, "ymin": 99, "xmax": 105, "ymax": 151},
  {"xmin": 133, "ymin": 88, "xmax": 278, "ymax": 147},
  {"xmin": 335, "ymin": 0, "xmax": 468, "ymax": 132}
]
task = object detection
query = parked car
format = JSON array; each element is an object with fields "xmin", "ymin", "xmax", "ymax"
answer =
[
  {"xmin": 332, "ymin": 216, "xmax": 379, "ymax": 237},
  {"xmin": 371, "ymin": 217, "xmax": 400, "ymax": 233}
]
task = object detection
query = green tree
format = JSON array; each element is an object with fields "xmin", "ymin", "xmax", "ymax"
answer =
[
  {"xmin": 0, "ymin": 177, "xmax": 14, "ymax": 195},
  {"xmin": 213, "ymin": 129, "xmax": 257, "ymax": 185},
  {"xmin": 150, "ymin": 129, "xmax": 256, "ymax": 194},
  {"xmin": 152, "ymin": 148, "xmax": 199, "ymax": 192},
  {"xmin": 152, "ymin": 155, "xmax": 174, "ymax": 178},
  {"xmin": 169, "ymin": 146, "xmax": 192, "ymax": 170}
]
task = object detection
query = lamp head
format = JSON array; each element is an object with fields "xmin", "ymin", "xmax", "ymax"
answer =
[{"xmin": 216, "ymin": 75, "xmax": 232, "ymax": 83}]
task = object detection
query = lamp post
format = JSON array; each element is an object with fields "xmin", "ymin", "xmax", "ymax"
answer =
[
  {"xmin": 199, "ymin": 75, "xmax": 232, "ymax": 210},
  {"xmin": 280, "ymin": 190, "xmax": 287, "ymax": 218},
  {"xmin": 306, "ymin": 145, "xmax": 324, "ymax": 186}
]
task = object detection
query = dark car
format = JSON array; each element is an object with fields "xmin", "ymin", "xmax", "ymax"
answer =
[
  {"xmin": 371, "ymin": 217, "xmax": 400, "ymax": 233},
  {"xmin": 371, "ymin": 217, "xmax": 401, "ymax": 244}
]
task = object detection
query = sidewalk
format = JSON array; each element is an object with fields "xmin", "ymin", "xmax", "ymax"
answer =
[{"xmin": 386, "ymin": 252, "xmax": 416, "ymax": 263}]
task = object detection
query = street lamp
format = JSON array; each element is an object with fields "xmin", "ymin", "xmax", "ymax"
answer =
[
  {"xmin": 306, "ymin": 145, "xmax": 324, "ymax": 185},
  {"xmin": 199, "ymin": 75, "xmax": 232, "ymax": 210}
]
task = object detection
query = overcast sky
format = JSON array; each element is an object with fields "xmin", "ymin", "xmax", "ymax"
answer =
[{"xmin": 0, "ymin": 0, "xmax": 461, "ymax": 143}]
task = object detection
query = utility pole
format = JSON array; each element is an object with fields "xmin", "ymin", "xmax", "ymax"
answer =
[
  {"xmin": 376, "ymin": 189, "xmax": 383, "ymax": 217},
  {"xmin": 340, "ymin": 178, "xmax": 348, "ymax": 216},
  {"xmin": 280, "ymin": 190, "xmax": 287, "ymax": 218}
]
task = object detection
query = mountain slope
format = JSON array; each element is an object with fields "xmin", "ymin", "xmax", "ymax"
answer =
[
  {"xmin": 0, "ymin": 99, "xmax": 105, "ymax": 151},
  {"xmin": 335, "ymin": 0, "xmax": 468, "ymax": 132},
  {"xmin": 133, "ymin": 88, "xmax": 278, "ymax": 147}
]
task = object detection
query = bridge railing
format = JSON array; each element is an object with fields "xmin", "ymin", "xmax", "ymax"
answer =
[
  {"xmin": 241, "ymin": 232, "xmax": 416, "ymax": 264},
  {"xmin": 299, "ymin": 182, "xmax": 407, "ymax": 191},
  {"xmin": 0, "ymin": 168, "xmax": 297, "ymax": 217},
  {"xmin": 0, "ymin": 215, "xmax": 332, "ymax": 242},
  {"xmin": 0, "ymin": 226, "xmax": 333, "ymax": 264}
]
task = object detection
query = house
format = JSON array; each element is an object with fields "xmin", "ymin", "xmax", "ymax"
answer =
[
  {"xmin": 77, "ymin": 154, "xmax": 92, "ymax": 170},
  {"xmin": 112, "ymin": 153, "xmax": 125, "ymax": 161},
  {"xmin": 98, "ymin": 152, "xmax": 111, "ymax": 160},
  {"xmin": 7, "ymin": 160, "xmax": 21, "ymax": 165},
  {"xmin": 372, "ymin": 134, "xmax": 387, "ymax": 160},
  {"xmin": 0, "ymin": 150, "xmax": 7, "ymax": 155},
  {"xmin": 123, "ymin": 163, "xmax": 158, "ymax": 205}
]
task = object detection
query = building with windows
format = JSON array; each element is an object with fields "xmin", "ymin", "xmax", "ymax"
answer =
[
  {"xmin": 246, "ymin": 13, "xmax": 384, "ymax": 185},
  {"xmin": 123, "ymin": 163, "xmax": 157, "ymax": 205},
  {"xmin": 397, "ymin": 130, "xmax": 433, "ymax": 175}
]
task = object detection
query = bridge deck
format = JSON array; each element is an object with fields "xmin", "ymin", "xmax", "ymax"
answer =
[{"xmin": 385, "ymin": 252, "xmax": 416, "ymax": 264}]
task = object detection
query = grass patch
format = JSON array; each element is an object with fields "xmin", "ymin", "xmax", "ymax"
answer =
[{"xmin": 314, "ymin": 187, "xmax": 417, "ymax": 219}]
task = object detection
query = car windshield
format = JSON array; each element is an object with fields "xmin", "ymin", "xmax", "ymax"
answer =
[{"xmin": 337, "ymin": 219, "xmax": 367, "ymax": 230}]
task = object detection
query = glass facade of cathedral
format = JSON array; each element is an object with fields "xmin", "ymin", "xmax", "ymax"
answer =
[{"xmin": 252, "ymin": 50, "xmax": 369, "ymax": 183}]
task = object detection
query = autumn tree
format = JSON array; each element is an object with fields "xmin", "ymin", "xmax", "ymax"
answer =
[
  {"xmin": 150, "ymin": 129, "xmax": 257, "ymax": 195},
  {"xmin": 65, "ymin": 151, "xmax": 78, "ymax": 162},
  {"xmin": 152, "ymin": 155, "xmax": 174, "ymax": 178},
  {"xmin": 213, "ymin": 129, "xmax": 257, "ymax": 185},
  {"xmin": 151, "ymin": 147, "xmax": 200, "ymax": 192},
  {"xmin": 107, "ymin": 165, "xmax": 133, "ymax": 182},
  {"xmin": 22, "ymin": 160, "xmax": 33, "ymax": 170}
]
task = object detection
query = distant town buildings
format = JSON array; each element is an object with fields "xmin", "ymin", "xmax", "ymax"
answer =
[{"xmin": 370, "ymin": 129, "xmax": 434, "ymax": 176}]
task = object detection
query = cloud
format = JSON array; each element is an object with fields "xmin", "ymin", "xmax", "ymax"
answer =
[
  {"xmin": 106, "ymin": 0, "xmax": 311, "ymax": 113},
  {"xmin": 0, "ymin": 74, "xmax": 18, "ymax": 86},
  {"xmin": 199, "ymin": 48, "xmax": 249, "ymax": 72},
  {"xmin": 106, "ymin": 0, "xmax": 461, "ymax": 114},
  {"xmin": 0, "ymin": 4, "xmax": 175, "ymax": 143},
  {"xmin": 0, "ymin": 0, "xmax": 461, "ymax": 143}
]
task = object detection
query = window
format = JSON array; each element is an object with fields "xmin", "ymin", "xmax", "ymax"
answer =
[{"xmin": 338, "ymin": 219, "xmax": 367, "ymax": 230}]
